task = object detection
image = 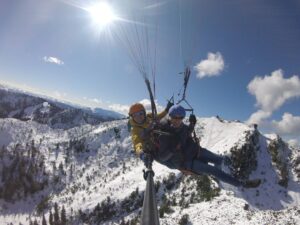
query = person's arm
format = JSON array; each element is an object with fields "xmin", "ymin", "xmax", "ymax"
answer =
[
  {"xmin": 131, "ymin": 127, "xmax": 144, "ymax": 155},
  {"xmin": 157, "ymin": 110, "xmax": 168, "ymax": 120},
  {"xmin": 179, "ymin": 125, "xmax": 189, "ymax": 148},
  {"xmin": 156, "ymin": 100, "xmax": 174, "ymax": 120},
  {"xmin": 187, "ymin": 114, "xmax": 197, "ymax": 135}
]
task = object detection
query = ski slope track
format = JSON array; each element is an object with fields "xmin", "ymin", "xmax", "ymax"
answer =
[{"xmin": 0, "ymin": 116, "xmax": 299, "ymax": 225}]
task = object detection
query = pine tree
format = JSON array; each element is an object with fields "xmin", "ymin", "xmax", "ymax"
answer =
[
  {"xmin": 33, "ymin": 219, "xmax": 39, "ymax": 225},
  {"xmin": 42, "ymin": 214, "xmax": 47, "ymax": 225},
  {"xmin": 49, "ymin": 210, "xmax": 54, "ymax": 225},
  {"xmin": 54, "ymin": 202, "xmax": 60, "ymax": 225},
  {"xmin": 61, "ymin": 205, "xmax": 67, "ymax": 225},
  {"xmin": 70, "ymin": 164, "xmax": 74, "ymax": 179},
  {"xmin": 31, "ymin": 139, "xmax": 36, "ymax": 159},
  {"xmin": 0, "ymin": 145, "xmax": 5, "ymax": 159},
  {"xmin": 59, "ymin": 162, "xmax": 65, "ymax": 175},
  {"xmin": 120, "ymin": 218, "xmax": 126, "ymax": 225}
]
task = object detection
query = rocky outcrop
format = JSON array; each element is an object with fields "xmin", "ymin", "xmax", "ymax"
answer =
[
  {"xmin": 229, "ymin": 129, "xmax": 260, "ymax": 180},
  {"xmin": 291, "ymin": 147, "xmax": 300, "ymax": 182},
  {"xmin": 267, "ymin": 135, "xmax": 291, "ymax": 187}
]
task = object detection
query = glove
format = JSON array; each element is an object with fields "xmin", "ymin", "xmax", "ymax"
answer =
[
  {"xmin": 189, "ymin": 114, "xmax": 197, "ymax": 124},
  {"xmin": 165, "ymin": 100, "xmax": 174, "ymax": 111},
  {"xmin": 135, "ymin": 143, "xmax": 143, "ymax": 154}
]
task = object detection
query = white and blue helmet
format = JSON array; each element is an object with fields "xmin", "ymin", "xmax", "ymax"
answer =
[{"xmin": 168, "ymin": 105, "xmax": 186, "ymax": 118}]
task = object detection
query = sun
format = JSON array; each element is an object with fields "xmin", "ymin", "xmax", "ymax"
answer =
[{"xmin": 87, "ymin": 2, "xmax": 117, "ymax": 27}]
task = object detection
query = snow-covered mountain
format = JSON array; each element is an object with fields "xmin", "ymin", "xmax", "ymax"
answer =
[
  {"xmin": 0, "ymin": 85, "xmax": 124, "ymax": 129},
  {"xmin": 0, "ymin": 113, "xmax": 299, "ymax": 225}
]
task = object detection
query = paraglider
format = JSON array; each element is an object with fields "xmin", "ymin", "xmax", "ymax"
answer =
[
  {"xmin": 96, "ymin": 2, "xmax": 261, "ymax": 224},
  {"xmin": 83, "ymin": 1, "xmax": 261, "ymax": 224}
]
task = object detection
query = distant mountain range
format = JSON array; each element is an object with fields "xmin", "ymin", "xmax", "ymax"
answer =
[{"xmin": 0, "ymin": 84, "xmax": 125, "ymax": 129}]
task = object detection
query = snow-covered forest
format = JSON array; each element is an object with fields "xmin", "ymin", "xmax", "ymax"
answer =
[{"xmin": 0, "ymin": 86, "xmax": 300, "ymax": 225}]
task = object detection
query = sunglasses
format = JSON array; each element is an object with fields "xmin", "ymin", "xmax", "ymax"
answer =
[
  {"xmin": 171, "ymin": 116, "xmax": 184, "ymax": 120},
  {"xmin": 132, "ymin": 111, "xmax": 145, "ymax": 117}
]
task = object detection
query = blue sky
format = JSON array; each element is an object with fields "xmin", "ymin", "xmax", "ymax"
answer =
[{"xmin": 0, "ymin": 0, "xmax": 300, "ymax": 144}]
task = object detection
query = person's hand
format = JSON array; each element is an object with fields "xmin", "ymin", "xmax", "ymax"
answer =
[
  {"xmin": 189, "ymin": 114, "xmax": 197, "ymax": 124},
  {"xmin": 165, "ymin": 100, "xmax": 174, "ymax": 111},
  {"xmin": 139, "ymin": 151, "xmax": 146, "ymax": 161},
  {"xmin": 139, "ymin": 151, "xmax": 153, "ymax": 167},
  {"xmin": 136, "ymin": 143, "xmax": 143, "ymax": 154}
]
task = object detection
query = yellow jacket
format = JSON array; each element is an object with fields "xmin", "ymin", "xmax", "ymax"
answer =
[{"xmin": 129, "ymin": 110, "xmax": 168, "ymax": 155}]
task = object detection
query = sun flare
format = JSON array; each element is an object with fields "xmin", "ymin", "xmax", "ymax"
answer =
[{"xmin": 88, "ymin": 2, "xmax": 117, "ymax": 27}]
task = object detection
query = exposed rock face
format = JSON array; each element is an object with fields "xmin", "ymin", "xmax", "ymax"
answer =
[
  {"xmin": 291, "ymin": 147, "xmax": 300, "ymax": 182},
  {"xmin": 267, "ymin": 135, "xmax": 291, "ymax": 187},
  {"xmin": 229, "ymin": 130, "xmax": 260, "ymax": 180}
]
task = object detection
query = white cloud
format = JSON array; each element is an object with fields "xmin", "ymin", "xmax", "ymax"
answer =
[
  {"xmin": 106, "ymin": 98, "xmax": 164, "ymax": 116},
  {"xmin": 105, "ymin": 98, "xmax": 165, "ymax": 116},
  {"xmin": 139, "ymin": 98, "xmax": 164, "ymax": 113},
  {"xmin": 139, "ymin": 99, "xmax": 152, "ymax": 111},
  {"xmin": 145, "ymin": 1, "xmax": 168, "ymax": 9},
  {"xmin": 53, "ymin": 91, "xmax": 67, "ymax": 98},
  {"xmin": 247, "ymin": 69, "xmax": 300, "ymax": 125},
  {"xmin": 43, "ymin": 56, "xmax": 64, "ymax": 65},
  {"xmin": 108, "ymin": 104, "xmax": 130, "ymax": 115},
  {"xmin": 194, "ymin": 52, "xmax": 225, "ymax": 79},
  {"xmin": 272, "ymin": 113, "xmax": 300, "ymax": 136},
  {"xmin": 248, "ymin": 69, "xmax": 300, "ymax": 112},
  {"xmin": 92, "ymin": 98, "xmax": 102, "ymax": 104},
  {"xmin": 80, "ymin": 97, "xmax": 105, "ymax": 109},
  {"xmin": 246, "ymin": 110, "xmax": 272, "ymax": 125}
]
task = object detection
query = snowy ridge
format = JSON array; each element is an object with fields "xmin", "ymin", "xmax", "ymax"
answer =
[
  {"xmin": 0, "ymin": 116, "xmax": 299, "ymax": 224},
  {"xmin": 0, "ymin": 83, "xmax": 125, "ymax": 120},
  {"xmin": 0, "ymin": 85, "xmax": 124, "ymax": 130}
]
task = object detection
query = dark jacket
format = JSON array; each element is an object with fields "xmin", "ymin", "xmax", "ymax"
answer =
[{"xmin": 154, "ymin": 119, "xmax": 198, "ymax": 169}]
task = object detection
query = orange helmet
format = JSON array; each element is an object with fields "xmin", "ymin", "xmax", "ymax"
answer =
[{"xmin": 129, "ymin": 103, "xmax": 145, "ymax": 116}]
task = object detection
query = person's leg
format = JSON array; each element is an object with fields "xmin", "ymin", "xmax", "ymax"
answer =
[
  {"xmin": 183, "ymin": 138, "xmax": 200, "ymax": 162},
  {"xmin": 185, "ymin": 159, "xmax": 242, "ymax": 187},
  {"xmin": 198, "ymin": 147, "xmax": 223, "ymax": 166}
]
